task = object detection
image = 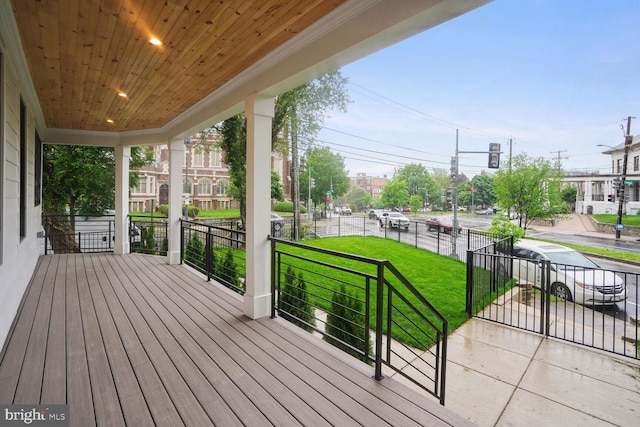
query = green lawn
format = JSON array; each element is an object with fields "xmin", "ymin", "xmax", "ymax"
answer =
[
  {"xmin": 592, "ymin": 213, "xmax": 640, "ymax": 226},
  {"xmin": 276, "ymin": 236, "xmax": 469, "ymax": 349}
]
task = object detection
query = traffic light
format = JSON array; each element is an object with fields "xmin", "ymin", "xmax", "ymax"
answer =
[
  {"xmin": 612, "ymin": 177, "xmax": 621, "ymax": 190},
  {"xmin": 450, "ymin": 156, "xmax": 457, "ymax": 177},
  {"xmin": 446, "ymin": 188, "xmax": 453, "ymax": 202},
  {"xmin": 440, "ymin": 189, "xmax": 447, "ymax": 203},
  {"xmin": 310, "ymin": 178, "xmax": 316, "ymax": 188},
  {"xmin": 488, "ymin": 143, "xmax": 500, "ymax": 169}
]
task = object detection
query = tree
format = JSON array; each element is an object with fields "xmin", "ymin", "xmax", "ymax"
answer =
[
  {"xmin": 409, "ymin": 195, "xmax": 423, "ymax": 212},
  {"xmin": 394, "ymin": 163, "xmax": 435, "ymax": 201},
  {"xmin": 561, "ymin": 186, "xmax": 577, "ymax": 212},
  {"xmin": 457, "ymin": 175, "xmax": 496, "ymax": 209},
  {"xmin": 344, "ymin": 185, "xmax": 370, "ymax": 212},
  {"xmin": 299, "ymin": 146, "xmax": 350, "ymax": 212},
  {"xmin": 206, "ymin": 71, "xmax": 350, "ymax": 234},
  {"xmin": 43, "ymin": 144, "xmax": 152, "ymax": 252},
  {"xmin": 430, "ymin": 168, "xmax": 452, "ymax": 210},
  {"xmin": 271, "ymin": 169, "xmax": 285, "ymax": 201},
  {"xmin": 494, "ymin": 154, "xmax": 565, "ymax": 233},
  {"xmin": 380, "ymin": 179, "xmax": 410, "ymax": 209}
]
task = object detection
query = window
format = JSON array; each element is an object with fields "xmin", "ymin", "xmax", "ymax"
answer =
[
  {"xmin": 200, "ymin": 200, "xmax": 212, "ymax": 210},
  {"xmin": 210, "ymin": 148, "xmax": 221, "ymax": 167},
  {"xmin": 216, "ymin": 179, "xmax": 228, "ymax": 196},
  {"xmin": 192, "ymin": 149, "xmax": 203, "ymax": 167},
  {"xmin": 617, "ymin": 159, "xmax": 622, "ymax": 174},
  {"xmin": 198, "ymin": 178, "xmax": 212, "ymax": 195},
  {"xmin": 34, "ymin": 132, "xmax": 41, "ymax": 206},
  {"xmin": 20, "ymin": 99, "xmax": 27, "ymax": 239},
  {"xmin": 634, "ymin": 156, "xmax": 639, "ymax": 172},
  {"xmin": 136, "ymin": 178, "xmax": 148, "ymax": 194}
]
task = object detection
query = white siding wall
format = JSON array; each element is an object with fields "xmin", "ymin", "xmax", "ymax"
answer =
[{"xmin": 0, "ymin": 51, "xmax": 41, "ymax": 349}]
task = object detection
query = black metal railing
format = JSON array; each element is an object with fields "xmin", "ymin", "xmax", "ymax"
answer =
[
  {"xmin": 42, "ymin": 214, "xmax": 117, "ymax": 254},
  {"xmin": 129, "ymin": 215, "xmax": 169, "ymax": 256},
  {"xmin": 467, "ymin": 243, "xmax": 639, "ymax": 360},
  {"xmin": 181, "ymin": 219, "xmax": 246, "ymax": 295},
  {"xmin": 270, "ymin": 238, "xmax": 448, "ymax": 405},
  {"xmin": 273, "ymin": 214, "xmax": 503, "ymax": 262}
]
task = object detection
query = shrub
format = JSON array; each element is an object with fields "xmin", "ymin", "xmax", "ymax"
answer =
[
  {"xmin": 141, "ymin": 225, "xmax": 157, "ymax": 254},
  {"xmin": 158, "ymin": 204, "xmax": 169, "ymax": 216},
  {"xmin": 274, "ymin": 201, "xmax": 306, "ymax": 214},
  {"xmin": 219, "ymin": 249, "xmax": 241, "ymax": 291},
  {"xmin": 279, "ymin": 266, "xmax": 316, "ymax": 332},
  {"xmin": 184, "ymin": 232, "xmax": 205, "ymax": 270},
  {"xmin": 324, "ymin": 285, "xmax": 372, "ymax": 364},
  {"xmin": 160, "ymin": 236, "xmax": 168, "ymax": 254}
]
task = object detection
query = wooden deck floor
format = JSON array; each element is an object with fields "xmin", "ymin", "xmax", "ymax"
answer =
[{"xmin": 0, "ymin": 253, "xmax": 471, "ymax": 426}]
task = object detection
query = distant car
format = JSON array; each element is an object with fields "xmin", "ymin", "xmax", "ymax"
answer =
[
  {"xmin": 368, "ymin": 209, "xmax": 381, "ymax": 220},
  {"xmin": 270, "ymin": 213, "xmax": 284, "ymax": 234},
  {"xmin": 425, "ymin": 217, "xmax": 461, "ymax": 233},
  {"xmin": 508, "ymin": 239, "xmax": 626, "ymax": 305},
  {"xmin": 380, "ymin": 212, "xmax": 410, "ymax": 230},
  {"xmin": 339, "ymin": 206, "xmax": 352, "ymax": 215},
  {"xmin": 476, "ymin": 207, "xmax": 494, "ymax": 215}
]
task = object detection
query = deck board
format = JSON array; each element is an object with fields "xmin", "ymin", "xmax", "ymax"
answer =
[{"xmin": 0, "ymin": 253, "xmax": 473, "ymax": 427}]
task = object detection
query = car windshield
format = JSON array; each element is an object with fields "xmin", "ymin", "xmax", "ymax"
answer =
[
  {"xmin": 545, "ymin": 250, "xmax": 599, "ymax": 269},
  {"xmin": 389, "ymin": 212, "xmax": 402, "ymax": 217}
]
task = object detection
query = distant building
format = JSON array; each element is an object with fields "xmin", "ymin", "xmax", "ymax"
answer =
[
  {"xmin": 568, "ymin": 135, "xmax": 640, "ymax": 215},
  {"xmin": 350, "ymin": 173, "xmax": 389, "ymax": 200},
  {"xmin": 130, "ymin": 137, "xmax": 290, "ymax": 212}
]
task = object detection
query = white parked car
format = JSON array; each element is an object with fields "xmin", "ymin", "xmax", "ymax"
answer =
[
  {"xmin": 379, "ymin": 212, "xmax": 410, "ymax": 230},
  {"xmin": 508, "ymin": 239, "xmax": 626, "ymax": 305}
]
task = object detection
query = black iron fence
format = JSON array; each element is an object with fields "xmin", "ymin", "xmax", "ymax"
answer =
[
  {"xmin": 467, "ymin": 243, "xmax": 639, "ymax": 360},
  {"xmin": 129, "ymin": 215, "xmax": 169, "ymax": 256},
  {"xmin": 270, "ymin": 238, "xmax": 449, "ymax": 405},
  {"xmin": 181, "ymin": 219, "xmax": 247, "ymax": 295},
  {"xmin": 275, "ymin": 214, "xmax": 503, "ymax": 262},
  {"xmin": 42, "ymin": 214, "xmax": 117, "ymax": 254}
]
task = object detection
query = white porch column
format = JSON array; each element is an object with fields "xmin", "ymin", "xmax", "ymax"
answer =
[
  {"xmin": 167, "ymin": 138, "xmax": 185, "ymax": 265},
  {"xmin": 114, "ymin": 146, "xmax": 131, "ymax": 254},
  {"xmin": 245, "ymin": 93, "xmax": 274, "ymax": 319}
]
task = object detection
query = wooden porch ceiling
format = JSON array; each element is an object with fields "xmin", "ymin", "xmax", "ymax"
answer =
[
  {"xmin": 0, "ymin": 253, "xmax": 471, "ymax": 426},
  {"xmin": 5, "ymin": 0, "xmax": 493, "ymax": 144},
  {"xmin": 9, "ymin": 0, "xmax": 346, "ymax": 133}
]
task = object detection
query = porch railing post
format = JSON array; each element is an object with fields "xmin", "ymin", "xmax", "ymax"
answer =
[
  {"xmin": 374, "ymin": 261, "xmax": 385, "ymax": 380},
  {"xmin": 205, "ymin": 226, "xmax": 212, "ymax": 282},
  {"xmin": 179, "ymin": 219, "xmax": 184, "ymax": 264},
  {"xmin": 466, "ymin": 250, "xmax": 474, "ymax": 316},
  {"xmin": 270, "ymin": 238, "xmax": 277, "ymax": 318}
]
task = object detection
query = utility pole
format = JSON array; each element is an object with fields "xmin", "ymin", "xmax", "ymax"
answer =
[
  {"xmin": 616, "ymin": 116, "xmax": 634, "ymax": 239},
  {"xmin": 550, "ymin": 149, "xmax": 568, "ymax": 171}
]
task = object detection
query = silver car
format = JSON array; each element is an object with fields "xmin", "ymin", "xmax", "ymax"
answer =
[
  {"xmin": 380, "ymin": 212, "xmax": 410, "ymax": 231},
  {"xmin": 509, "ymin": 239, "xmax": 626, "ymax": 305}
]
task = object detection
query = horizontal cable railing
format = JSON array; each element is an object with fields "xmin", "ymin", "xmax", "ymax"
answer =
[
  {"xmin": 181, "ymin": 219, "xmax": 246, "ymax": 295},
  {"xmin": 270, "ymin": 238, "xmax": 448, "ymax": 405}
]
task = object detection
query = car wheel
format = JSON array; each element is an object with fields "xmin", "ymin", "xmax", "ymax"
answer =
[
  {"xmin": 439, "ymin": 226, "xmax": 445, "ymax": 233},
  {"xmin": 273, "ymin": 222, "xmax": 282, "ymax": 231},
  {"xmin": 551, "ymin": 283, "xmax": 572, "ymax": 302},
  {"xmin": 404, "ymin": 227, "xmax": 409, "ymax": 231}
]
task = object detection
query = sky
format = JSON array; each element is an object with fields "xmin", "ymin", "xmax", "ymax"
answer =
[{"xmin": 313, "ymin": 0, "xmax": 640, "ymax": 179}]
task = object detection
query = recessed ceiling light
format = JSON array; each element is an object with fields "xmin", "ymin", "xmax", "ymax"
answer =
[
  {"xmin": 118, "ymin": 92, "xmax": 127, "ymax": 98},
  {"xmin": 106, "ymin": 119, "xmax": 114, "ymax": 124},
  {"xmin": 149, "ymin": 38, "xmax": 162, "ymax": 46}
]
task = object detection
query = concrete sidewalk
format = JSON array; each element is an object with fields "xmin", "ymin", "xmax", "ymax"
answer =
[{"xmin": 437, "ymin": 318, "xmax": 640, "ymax": 426}]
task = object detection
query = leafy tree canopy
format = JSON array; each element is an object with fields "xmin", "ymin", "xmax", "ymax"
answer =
[
  {"xmin": 300, "ymin": 146, "xmax": 350, "ymax": 207},
  {"xmin": 343, "ymin": 185, "xmax": 370, "ymax": 212},
  {"xmin": 394, "ymin": 163, "xmax": 436, "ymax": 201},
  {"xmin": 43, "ymin": 145, "xmax": 152, "ymax": 218},
  {"xmin": 381, "ymin": 179, "xmax": 410, "ymax": 209},
  {"xmin": 271, "ymin": 169, "xmax": 285, "ymax": 202},
  {"xmin": 494, "ymin": 154, "xmax": 564, "ymax": 232},
  {"xmin": 457, "ymin": 174, "xmax": 496, "ymax": 208}
]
